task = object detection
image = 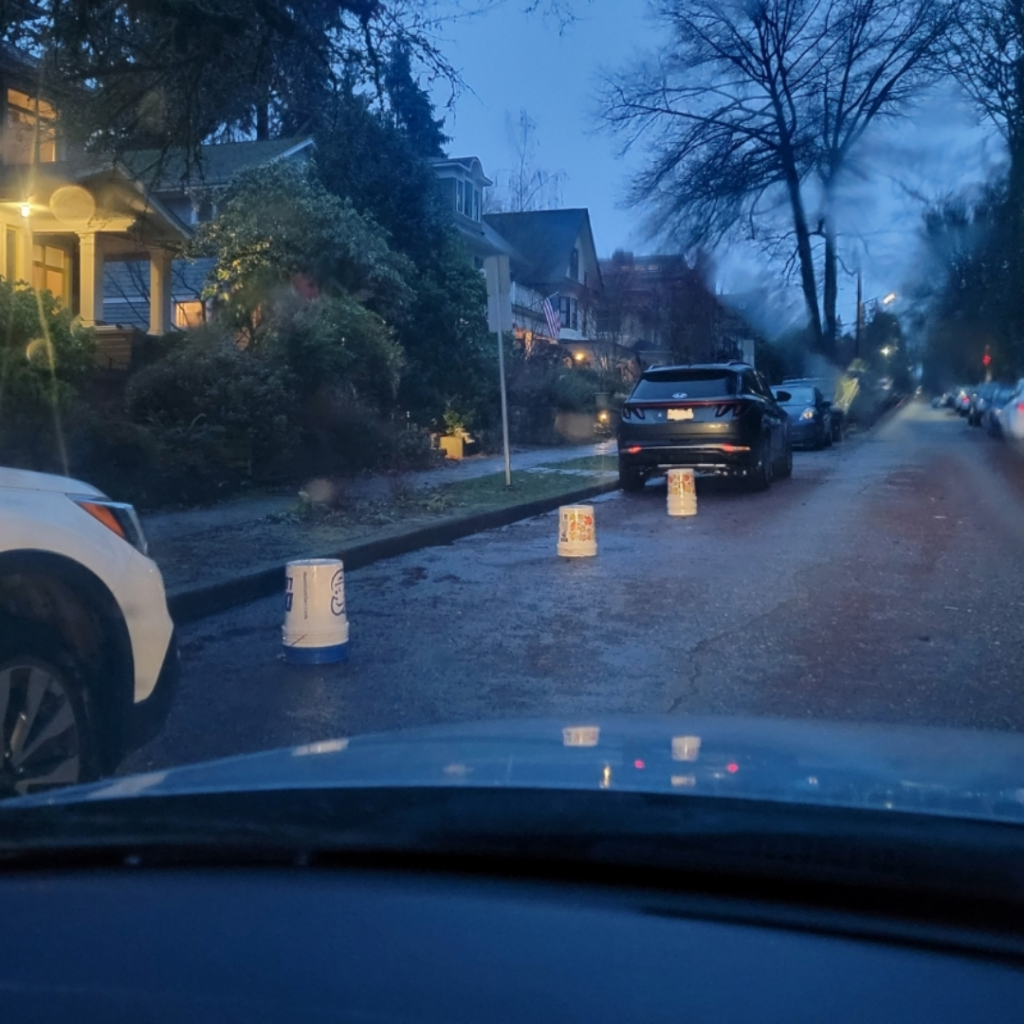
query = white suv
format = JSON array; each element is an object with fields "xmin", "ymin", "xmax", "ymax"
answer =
[{"xmin": 0, "ymin": 467, "xmax": 178, "ymax": 797}]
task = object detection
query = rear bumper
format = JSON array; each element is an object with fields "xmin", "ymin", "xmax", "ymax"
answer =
[{"xmin": 618, "ymin": 442, "xmax": 757, "ymax": 476}]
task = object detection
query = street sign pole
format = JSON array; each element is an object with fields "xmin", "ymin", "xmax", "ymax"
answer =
[{"xmin": 485, "ymin": 255, "xmax": 513, "ymax": 488}]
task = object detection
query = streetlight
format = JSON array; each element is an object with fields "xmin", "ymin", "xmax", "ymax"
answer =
[{"xmin": 882, "ymin": 292, "xmax": 897, "ymax": 305}]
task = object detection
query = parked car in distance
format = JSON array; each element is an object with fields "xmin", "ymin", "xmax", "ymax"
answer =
[
  {"xmin": 617, "ymin": 362, "xmax": 792, "ymax": 493},
  {"xmin": 0, "ymin": 467, "xmax": 178, "ymax": 797},
  {"xmin": 782, "ymin": 376, "xmax": 845, "ymax": 441},
  {"xmin": 984, "ymin": 384, "xmax": 1017, "ymax": 437},
  {"xmin": 954, "ymin": 387, "xmax": 972, "ymax": 416},
  {"xmin": 775, "ymin": 385, "xmax": 833, "ymax": 449},
  {"xmin": 995, "ymin": 382, "xmax": 1024, "ymax": 441}
]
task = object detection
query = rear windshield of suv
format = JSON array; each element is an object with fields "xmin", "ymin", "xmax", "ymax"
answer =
[{"xmin": 631, "ymin": 372, "xmax": 737, "ymax": 400}]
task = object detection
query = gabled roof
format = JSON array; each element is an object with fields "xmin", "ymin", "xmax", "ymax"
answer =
[
  {"xmin": 483, "ymin": 208, "xmax": 592, "ymax": 285},
  {"xmin": 123, "ymin": 137, "xmax": 315, "ymax": 192},
  {"xmin": 430, "ymin": 156, "xmax": 492, "ymax": 186}
]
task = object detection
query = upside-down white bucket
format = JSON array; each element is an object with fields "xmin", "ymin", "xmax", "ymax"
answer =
[
  {"xmin": 282, "ymin": 558, "xmax": 350, "ymax": 664},
  {"xmin": 557, "ymin": 504, "xmax": 597, "ymax": 557},
  {"xmin": 666, "ymin": 468, "xmax": 697, "ymax": 517}
]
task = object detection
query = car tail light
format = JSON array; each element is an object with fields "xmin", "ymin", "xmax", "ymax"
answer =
[
  {"xmin": 714, "ymin": 402, "xmax": 737, "ymax": 418},
  {"xmin": 625, "ymin": 445, "xmax": 642, "ymax": 454},
  {"xmin": 720, "ymin": 444, "xmax": 751, "ymax": 453},
  {"xmin": 1017, "ymin": 402, "xmax": 1024, "ymax": 413}
]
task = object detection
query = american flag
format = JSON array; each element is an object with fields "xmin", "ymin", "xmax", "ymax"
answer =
[{"xmin": 542, "ymin": 294, "xmax": 561, "ymax": 341}]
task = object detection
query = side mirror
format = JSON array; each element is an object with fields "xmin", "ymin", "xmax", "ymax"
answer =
[{"xmin": 775, "ymin": 390, "xmax": 791, "ymax": 403}]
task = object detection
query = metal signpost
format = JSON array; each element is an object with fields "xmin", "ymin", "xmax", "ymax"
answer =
[{"xmin": 484, "ymin": 254, "xmax": 513, "ymax": 487}]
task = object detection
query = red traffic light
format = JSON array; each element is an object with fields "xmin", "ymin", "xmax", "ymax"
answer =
[{"xmin": 983, "ymin": 353, "xmax": 992, "ymax": 367}]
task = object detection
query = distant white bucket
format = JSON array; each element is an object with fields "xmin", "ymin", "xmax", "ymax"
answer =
[
  {"xmin": 666, "ymin": 468, "xmax": 697, "ymax": 517},
  {"xmin": 282, "ymin": 558, "xmax": 350, "ymax": 664},
  {"xmin": 557, "ymin": 504, "xmax": 597, "ymax": 557}
]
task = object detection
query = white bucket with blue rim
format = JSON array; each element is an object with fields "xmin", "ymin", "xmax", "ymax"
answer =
[{"xmin": 282, "ymin": 558, "xmax": 350, "ymax": 664}]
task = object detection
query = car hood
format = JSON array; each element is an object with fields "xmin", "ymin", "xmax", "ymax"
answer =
[
  {"xmin": 14, "ymin": 716, "xmax": 1024, "ymax": 825},
  {"xmin": 0, "ymin": 466, "xmax": 103, "ymax": 496}
]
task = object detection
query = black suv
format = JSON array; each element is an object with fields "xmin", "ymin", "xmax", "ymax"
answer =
[{"xmin": 617, "ymin": 363, "xmax": 792, "ymax": 492}]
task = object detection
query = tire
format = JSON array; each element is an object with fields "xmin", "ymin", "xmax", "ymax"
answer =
[
  {"xmin": 619, "ymin": 461, "xmax": 646, "ymax": 493},
  {"xmin": 776, "ymin": 443, "xmax": 793, "ymax": 479},
  {"xmin": 0, "ymin": 630, "xmax": 97, "ymax": 798},
  {"xmin": 748, "ymin": 439, "xmax": 774, "ymax": 492}
]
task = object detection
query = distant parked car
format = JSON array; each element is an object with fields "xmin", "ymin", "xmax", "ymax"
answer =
[
  {"xmin": 954, "ymin": 387, "xmax": 972, "ymax": 416},
  {"xmin": 968, "ymin": 383, "xmax": 999, "ymax": 426},
  {"xmin": 775, "ymin": 385, "xmax": 832, "ymax": 449},
  {"xmin": 984, "ymin": 384, "xmax": 1017, "ymax": 437},
  {"xmin": 995, "ymin": 382, "xmax": 1024, "ymax": 441},
  {"xmin": 782, "ymin": 376, "xmax": 845, "ymax": 441}
]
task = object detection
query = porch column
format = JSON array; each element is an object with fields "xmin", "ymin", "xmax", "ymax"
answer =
[
  {"xmin": 77, "ymin": 232, "xmax": 104, "ymax": 326},
  {"xmin": 148, "ymin": 247, "xmax": 173, "ymax": 335},
  {"xmin": 20, "ymin": 221, "xmax": 33, "ymax": 286}
]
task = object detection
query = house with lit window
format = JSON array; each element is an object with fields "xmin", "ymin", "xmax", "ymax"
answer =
[
  {"xmin": 109, "ymin": 137, "xmax": 315, "ymax": 335},
  {"xmin": 0, "ymin": 48, "xmax": 195, "ymax": 368},
  {"xmin": 430, "ymin": 157, "xmax": 606, "ymax": 359},
  {"xmin": 481, "ymin": 209, "xmax": 603, "ymax": 360}
]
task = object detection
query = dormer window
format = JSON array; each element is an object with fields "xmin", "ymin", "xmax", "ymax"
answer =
[
  {"xmin": 6, "ymin": 89, "xmax": 56, "ymax": 164},
  {"xmin": 455, "ymin": 178, "xmax": 482, "ymax": 221}
]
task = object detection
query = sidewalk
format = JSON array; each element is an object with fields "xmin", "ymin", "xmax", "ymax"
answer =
[{"xmin": 143, "ymin": 440, "xmax": 618, "ymax": 615}]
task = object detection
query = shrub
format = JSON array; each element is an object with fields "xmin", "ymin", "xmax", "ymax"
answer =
[
  {"xmin": 264, "ymin": 293, "xmax": 404, "ymax": 410},
  {"xmin": 0, "ymin": 280, "xmax": 95, "ymax": 470},
  {"xmin": 126, "ymin": 329, "xmax": 297, "ymax": 497}
]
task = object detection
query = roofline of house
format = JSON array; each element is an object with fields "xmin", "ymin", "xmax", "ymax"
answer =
[{"xmin": 111, "ymin": 159, "xmax": 194, "ymax": 239}]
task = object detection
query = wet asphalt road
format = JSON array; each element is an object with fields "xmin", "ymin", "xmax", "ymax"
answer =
[{"xmin": 124, "ymin": 399, "xmax": 1024, "ymax": 774}]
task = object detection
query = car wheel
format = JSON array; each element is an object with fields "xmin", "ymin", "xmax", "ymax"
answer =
[
  {"xmin": 748, "ymin": 439, "xmax": 774, "ymax": 492},
  {"xmin": 619, "ymin": 462, "xmax": 646, "ymax": 493},
  {"xmin": 0, "ymin": 638, "xmax": 96, "ymax": 798},
  {"xmin": 776, "ymin": 443, "xmax": 793, "ymax": 479}
]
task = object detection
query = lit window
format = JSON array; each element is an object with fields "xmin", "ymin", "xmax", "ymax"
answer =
[
  {"xmin": 32, "ymin": 244, "xmax": 67, "ymax": 302},
  {"xmin": 174, "ymin": 300, "xmax": 205, "ymax": 329},
  {"xmin": 6, "ymin": 89, "xmax": 56, "ymax": 164}
]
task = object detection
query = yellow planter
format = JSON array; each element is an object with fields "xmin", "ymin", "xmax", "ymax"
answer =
[{"xmin": 439, "ymin": 434, "xmax": 464, "ymax": 460}]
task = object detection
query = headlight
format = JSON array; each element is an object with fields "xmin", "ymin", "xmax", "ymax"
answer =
[
  {"xmin": 597, "ymin": 411, "xmax": 610, "ymax": 423},
  {"xmin": 69, "ymin": 496, "xmax": 148, "ymax": 555},
  {"xmin": 801, "ymin": 407, "xmax": 817, "ymax": 420}
]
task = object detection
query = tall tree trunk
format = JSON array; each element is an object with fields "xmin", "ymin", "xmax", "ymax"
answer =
[
  {"xmin": 823, "ymin": 205, "xmax": 838, "ymax": 360},
  {"xmin": 781, "ymin": 159, "xmax": 823, "ymax": 349}
]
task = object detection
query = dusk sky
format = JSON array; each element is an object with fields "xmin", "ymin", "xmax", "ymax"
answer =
[{"xmin": 430, "ymin": 1, "xmax": 1003, "ymax": 331}]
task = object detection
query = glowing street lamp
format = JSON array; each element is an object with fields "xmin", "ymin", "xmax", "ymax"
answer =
[{"xmin": 882, "ymin": 292, "xmax": 897, "ymax": 305}]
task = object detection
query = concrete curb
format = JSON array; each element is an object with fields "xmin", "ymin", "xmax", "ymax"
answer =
[{"xmin": 167, "ymin": 477, "xmax": 621, "ymax": 624}]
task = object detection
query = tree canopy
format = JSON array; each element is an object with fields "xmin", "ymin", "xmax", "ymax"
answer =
[{"xmin": 601, "ymin": 0, "xmax": 958, "ymax": 354}]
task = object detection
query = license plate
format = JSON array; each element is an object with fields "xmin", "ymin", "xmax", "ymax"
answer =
[{"xmin": 667, "ymin": 408, "xmax": 694, "ymax": 421}]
